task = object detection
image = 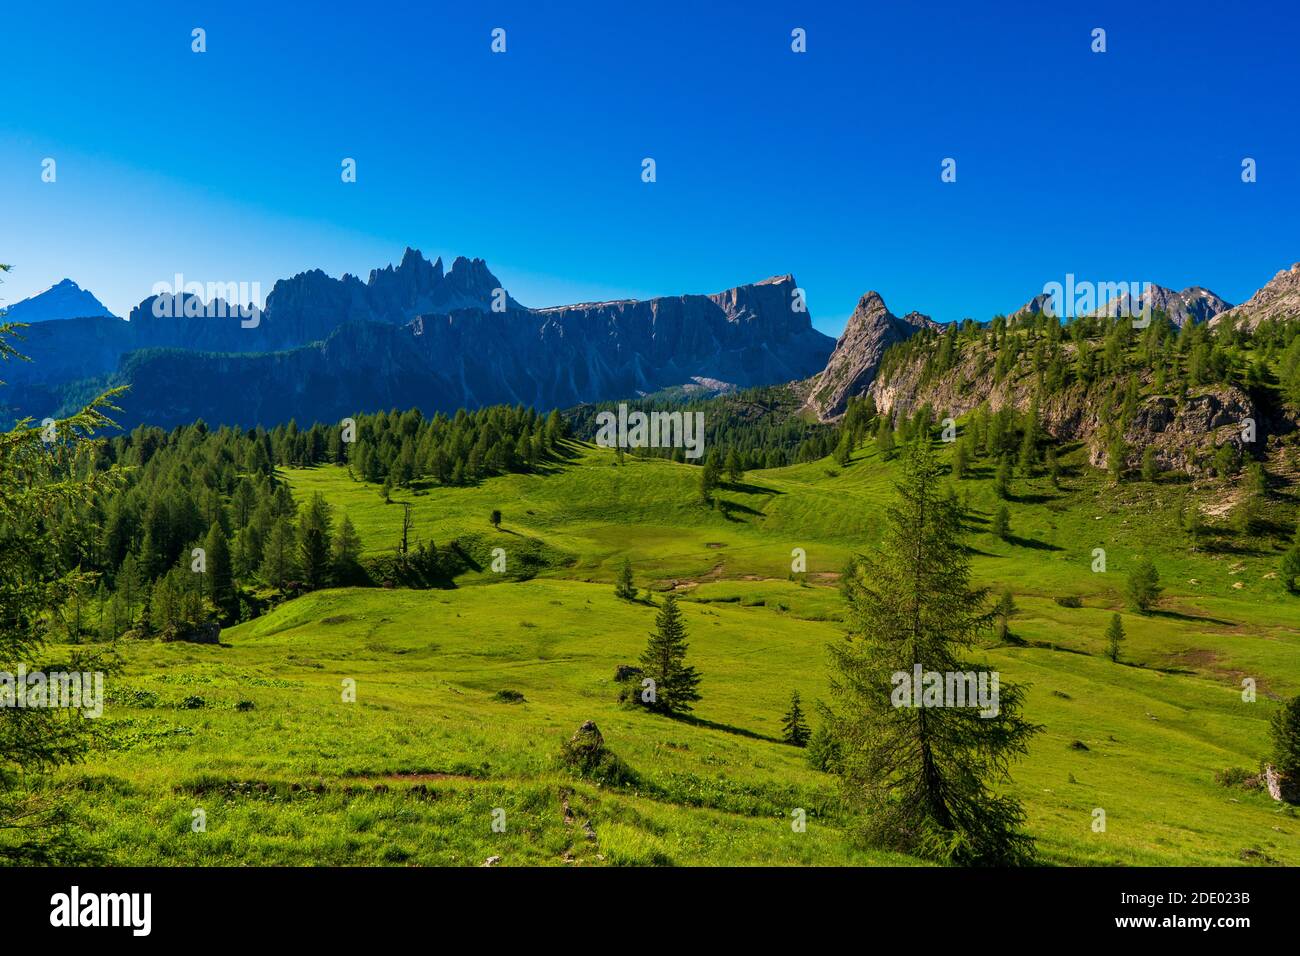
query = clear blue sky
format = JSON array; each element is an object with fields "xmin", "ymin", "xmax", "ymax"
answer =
[{"xmin": 2, "ymin": 0, "xmax": 1296, "ymax": 334}]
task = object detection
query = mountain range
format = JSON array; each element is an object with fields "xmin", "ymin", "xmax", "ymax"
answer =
[
  {"xmin": 4, "ymin": 251, "xmax": 1297, "ymax": 431},
  {"xmin": 1, "ymin": 250, "xmax": 834, "ymax": 429}
]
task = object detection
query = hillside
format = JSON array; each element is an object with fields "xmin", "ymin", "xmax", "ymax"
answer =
[
  {"xmin": 30, "ymin": 433, "xmax": 1300, "ymax": 866},
  {"xmin": 867, "ymin": 304, "xmax": 1300, "ymax": 476}
]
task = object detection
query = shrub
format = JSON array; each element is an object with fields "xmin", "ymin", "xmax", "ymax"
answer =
[{"xmin": 805, "ymin": 725, "xmax": 843, "ymax": 774}]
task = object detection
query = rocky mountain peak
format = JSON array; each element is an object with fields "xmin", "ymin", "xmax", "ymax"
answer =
[
  {"xmin": 1212, "ymin": 262, "xmax": 1300, "ymax": 330},
  {"xmin": 4, "ymin": 277, "xmax": 116, "ymax": 322},
  {"xmin": 803, "ymin": 289, "xmax": 934, "ymax": 420}
]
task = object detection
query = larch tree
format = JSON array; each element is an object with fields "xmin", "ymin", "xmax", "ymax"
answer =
[
  {"xmin": 1, "ymin": 272, "xmax": 124, "ymax": 860},
  {"xmin": 825, "ymin": 438, "xmax": 1040, "ymax": 865}
]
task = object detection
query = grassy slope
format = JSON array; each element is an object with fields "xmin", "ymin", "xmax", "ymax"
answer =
[{"xmin": 39, "ymin": 437, "xmax": 1300, "ymax": 866}]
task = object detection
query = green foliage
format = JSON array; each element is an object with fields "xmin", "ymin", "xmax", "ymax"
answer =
[
  {"xmin": 1105, "ymin": 613, "xmax": 1125, "ymax": 663},
  {"xmin": 1127, "ymin": 558, "xmax": 1162, "ymax": 613},
  {"xmin": 995, "ymin": 588, "xmax": 1016, "ymax": 642},
  {"xmin": 992, "ymin": 503, "xmax": 1011, "ymax": 539},
  {"xmin": 614, "ymin": 557, "xmax": 637, "ymax": 601},
  {"xmin": 781, "ymin": 690, "xmax": 811, "ymax": 747},
  {"xmin": 1270, "ymin": 696, "xmax": 1300, "ymax": 800},
  {"xmin": 826, "ymin": 439, "xmax": 1040, "ymax": 865},
  {"xmin": 805, "ymin": 725, "xmax": 844, "ymax": 774},
  {"xmin": 0, "ymin": 307, "xmax": 124, "ymax": 859},
  {"xmin": 637, "ymin": 595, "xmax": 702, "ymax": 716},
  {"xmin": 1281, "ymin": 546, "xmax": 1300, "ymax": 594}
]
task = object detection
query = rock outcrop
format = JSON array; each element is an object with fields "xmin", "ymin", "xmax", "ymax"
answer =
[
  {"xmin": 804, "ymin": 291, "xmax": 937, "ymax": 420},
  {"xmin": 1212, "ymin": 262, "xmax": 1300, "ymax": 331}
]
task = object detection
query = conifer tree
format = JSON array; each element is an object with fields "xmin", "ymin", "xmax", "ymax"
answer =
[
  {"xmin": 781, "ymin": 690, "xmax": 811, "ymax": 747},
  {"xmin": 826, "ymin": 438, "xmax": 1040, "ymax": 865},
  {"xmin": 993, "ymin": 457, "xmax": 1011, "ymax": 499},
  {"xmin": 995, "ymin": 587, "xmax": 1016, "ymax": 642},
  {"xmin": 0, "ymin": 293, "xmax": 123, "ymax": 859},
  {"xmin": 1269, "ymin": 695, "xmax": 1300, "ymax": 803},
  {"xmin": 299, "ymin": 493, "xmax": 333, "ymax": 589},
  {"xmin": 1105, "ymin": 613, "xmax": 1125, "ymax": 663},
  {"xmin": 875, "ymin": 417, "xmax": 895, "ymax": 460},
  {"xmin": 1141, "ymin": 447, "xmax": 1158, "ymax": 482},
  {"xmin": 261, "ymin": 518, "xmax": 298, "ymax": 589},
  {"xmin": 614, "ymin": 557, "xmax": 637, "ymax": 601},
  {"xmin": 203, "ymin": 521, "xmax": 236, "ymax": 622},
  {"xmin": 332, "ymin": 514, "xmax": 363, "ymax": 579},
  {"xmin": 1126, "ymin": 557, "xmax": 1161, "ymax": 613},
  {"xmin": 637, "ymin": 594, "xmax": 702, "ymax": 715},
  {"xmin": 992, "ymin": 503, "xmax": 1011, "ymax": 539},
  {"xmin": 725, "ymin": 447, "xmax": 744, "ymax": 483}
]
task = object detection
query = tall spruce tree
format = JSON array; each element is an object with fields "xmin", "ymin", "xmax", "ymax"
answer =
[
  {"xmin": 826, "ymin": 438, "xmax": 1040, "ymax": 865},
  {"xmin": 637, "ymin": 594, "xmax": 701, "ymax": 715}
]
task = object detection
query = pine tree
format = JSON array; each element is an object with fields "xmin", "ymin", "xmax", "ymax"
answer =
[
  {"xmin": 994, "ymin": 457, "xmax": 1011, "ymax": 499},
  {"xmin": 203, "ymin": 521, "xmax": 236, "ymax": 622},
  {"xmin": 1269, "ymin": 695, "xmax": 1300, "ymax": 803},
  {"xmin": 1107, "ymin": 434, "xmax": 1128, "ymax": 484},
  {"xmin": 951, "ymin": 440, "xmax": 968, "ymax": 479},
  {"xmin": 834, "ymin": 431, "xmax": 853, "ymax": 467},
  {"xmin": 1279, "ymin": 546, "xmax": 1300, "ymax": 594},
  {"xmin": 992, "ymin": 503, "xmax": 1011, "ymax": 539},
  {"xmin": 637, "ymin": 594, "xmax": 702, "ymax": 715},
  {"xmin": 826, "ymin": 438, "xmax": 1040, "ymax": 865},
  {"xmin": 1046, "ymin": 446, "xmax": 1061, "ymax": 489},
  {"xmin": 332, "ymin": 514, "xmax": 363, "ymax": 580},
  {"xmin": 875, "ymin": 418, "xmax": 895, "ymax": 460},
  {"xmin": 117, "ymin": 552, "xmax": 144, "ymax": 628},
  {"xmin": 1105, "ymin": 613, "xmax": 1125, "ymax": 663},
  {"xmin": 781, "ymin": 690, "xmax": 811, "ymax": 746},
  {"xmin": 1141, "ymin": 447, "xmax": 1158, "ymax": 482},
  {"xmin": 490, "ymin": 508, "xmax": 502, "ymax": 531},
  {"xmin": 1126, "ymin": 557, "xmax": 1161, "ymax": 613},
  {"xmin": 614, "ymin": 557, "xmax": 637, "ymax": 601},
  {"xmin": 299, "ymin": 493, "xmax": 333, "ymax": 589},
  {"xmin": 725, "ymin": 448, "xmax": 744, "ymax": 483},
  {"xmin": 260, "ymin": 518, "xmax": 298, "ymax": 589},
  {"xmin": 995, "ymin": 587, "xmax": 1016, "ymax": 642},
  {"xmin": 0, "ymin": 295, "xmax": 123, "ymax": 859}
]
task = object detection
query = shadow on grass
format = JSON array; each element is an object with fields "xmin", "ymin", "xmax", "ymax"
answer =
[
  {"xmin": 1002, "ymin": 534, "xmax": 1064, "ymax": 552},
  {"xmin": 1147, "ymin": 608, "xmax": 1237, "ymax": 627},
  {"xmin": 671, "ymin": 712, "xmax": 785, "ymax": 745}
]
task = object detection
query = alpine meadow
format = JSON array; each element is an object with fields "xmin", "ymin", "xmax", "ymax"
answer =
[{"xmin": 3, "ymin": 5, "xmax": 1300, "ymax": 937}]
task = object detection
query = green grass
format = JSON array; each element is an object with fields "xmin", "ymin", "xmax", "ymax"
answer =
[{"xmin": 25, "ymin": 437, "xmax": 1300, "ymax": 866}]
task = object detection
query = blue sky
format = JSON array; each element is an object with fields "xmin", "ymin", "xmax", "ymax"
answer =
[{"xmin": 2, "ymin": 0, "xmax": 1296, "ymax": 334}]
